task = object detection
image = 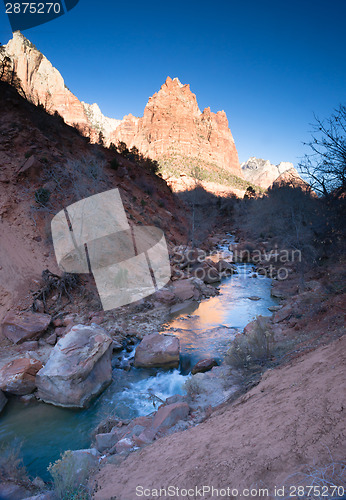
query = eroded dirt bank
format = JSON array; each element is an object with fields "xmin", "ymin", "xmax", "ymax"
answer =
[{"xmin": 93, "ymin": 334, "xmax": 345, "ymax": 499}]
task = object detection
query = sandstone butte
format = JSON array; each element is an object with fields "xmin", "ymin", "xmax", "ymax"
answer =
[
  {"xmin": 1, "ymin": 32, "xmax": 241, "ymax": 178},
  {"xmin": 110, "ymin": 76, "xmax": 242, "ymax": 177}
]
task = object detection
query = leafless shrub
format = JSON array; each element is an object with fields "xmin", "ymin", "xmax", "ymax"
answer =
[
  {"xmin": 32, "ymin": 269, "xmax": 81, "ymax": 313},
  {"xmin": 226, "ymin": 317, "xmax": 274, "ymax": 370},
  {"xmin": 48, "ymin": 450, "xmax": 94, "ymax": 499},
  {"xmin": 281, "ymin": 455, "xmax": 345, "ymax": 499},
  {"xmin": 184, "ymin": 374, "xmax": 207, "ymax": 400},
  {"xmin": 0, "ymin": 440, "xmax": 30, "ymax": 484}
]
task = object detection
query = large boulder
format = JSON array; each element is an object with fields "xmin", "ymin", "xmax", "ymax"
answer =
[
  {"xmin": 36, "ymin": 324, "xmax": 113, "ymax": 408},
  {"xmin": 134, "ymin": 333, "xmax": 180, "ymax": 369},
  {"xmin": 2, "ymin": 311, "xmax": 51, "ymax": 344},
  {"xmin": 154, "ymin": 289, "xmax": 175, "ymax": 304},
  {"xmin": 0, "ymin": 357, "xmax": 43, "ymax": 396},
  {"xmin": 95, "ymin": 415, "xmax": 153, "ymax": 454},
  {"xmin": 95, "ymin": 431, "xmax": 120, "ymax": 454},
  {"xmin": 0, "ymin": 389, "xmax": 7, "ymax": 413},
  {"xmin": 213, "ymin": 259, "xmax": 237, "ymax": 275}
]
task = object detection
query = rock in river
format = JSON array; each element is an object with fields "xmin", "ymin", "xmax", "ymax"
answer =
[
  {"xmin": 191, "ymin": 358, "xmax": 219, "ymax": 375},
  {"xmin": 36, "ymin": 324, "xmax": 113, "ymax": 408},
  {"xmin": 134, "ymin": 333, "xmax": 180, "ymax": 369}
]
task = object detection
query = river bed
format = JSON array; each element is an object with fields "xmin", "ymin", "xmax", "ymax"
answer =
[{"xmin": 0, "ymin": 260, "xmax": 278, "ymax": 481}]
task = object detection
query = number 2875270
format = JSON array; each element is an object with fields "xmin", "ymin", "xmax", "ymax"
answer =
[{"xmin": 5, "ymin": 3, "xmax": 61, "ymax": 14}]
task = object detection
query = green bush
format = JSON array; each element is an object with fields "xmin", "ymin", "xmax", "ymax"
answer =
[{"xmin": 34, "ymin": 187, "xmax": 50, "ymax": 206}]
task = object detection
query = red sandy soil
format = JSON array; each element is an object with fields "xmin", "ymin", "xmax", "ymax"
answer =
[
  {"xmin": 0, "ymin": 81, "xmax": 188, "ymax": 324},
  {"xmin": 93, "ymin": 334, "xmax": 345, "ymax": 499}
]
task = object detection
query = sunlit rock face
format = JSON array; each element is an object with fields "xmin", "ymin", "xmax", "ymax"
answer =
[
  {"xmin": 241, "ymin": 157, "xmax": 296, "ymax": 188},
  {"xmin": 111, "ymin": 76, "xmax": 241, "ymax": 177},
  {"xmin": 81, "ymin": 101, "xmax": 121, "ymax": 137},
  {"xmin": 1, "ymin": 32, "xmax": 91, "ymax": 133},
  {"xmin": 272, "ymin": 167, "xmax": 311, "ymax": 190},
  {"xmin": 1, "ymin": 34, "xmax": 241, "ymax": 176}
]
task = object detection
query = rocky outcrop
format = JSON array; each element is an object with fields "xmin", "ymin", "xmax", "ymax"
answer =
[
  {"xmin": 82, "ymin": 102, "xmax": 121, "ymax": 136},
  {"xmin": 241, "ymin": 157, "xmax": 296, "ymax": 188},
  {"xmin": 2, "ymin": 311, "xmax": 51, "ymax": 344},
  {"xmin": 1, "ymin": 32, "xmax": 90, "ymax": 131},
  {"xmin": 0, "ymin": 357, "xmax": 43, "ymax": 395},
  {"xmin": 2, "ymin": 34, "xmax": 241, "ymax": 181},
  {"xmin": 137, "ymin": 402, "xmax": 189, "ymax": 443},
  {"xmin": 134, "ymin": 333, "xmax": 180, "ymax": 369},
  {"xmin": 111, "ymin": 77, "xmax": 241, "ymax": 177},
  {"xmin": 272, "ymin": 167, "xmax": 311, "ymax": 190},
  {"xmin": 94, "ymin": 402, "xmax": 189, "ymax": 454},
  {"xmin": 36, "ymin": 324, "xmax": 113, "ymax": 408}
]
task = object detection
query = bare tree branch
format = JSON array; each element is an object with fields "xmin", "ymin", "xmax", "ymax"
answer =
[{"xmin": 298, "ymin": 104, "xmax": 346, "ymax": 195}]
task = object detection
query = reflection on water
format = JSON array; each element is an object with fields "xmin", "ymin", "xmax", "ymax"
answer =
[
  {"xmin": 0, "ymin": 261, "xmax": 278, "ymax": 480},
  {"xmin": 168, "ymin": 263, "xmax": 278, "ymax": 367}
]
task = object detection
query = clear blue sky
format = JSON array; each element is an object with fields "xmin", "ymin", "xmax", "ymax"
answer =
[{"xmin": 1, "ymin": 0, "xmax": 345, "ymax": 166}]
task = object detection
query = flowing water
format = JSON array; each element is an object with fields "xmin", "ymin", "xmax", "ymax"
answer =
[{"xmin": 0, "ymin": 243, "xmax": 278, "ymax": 481}]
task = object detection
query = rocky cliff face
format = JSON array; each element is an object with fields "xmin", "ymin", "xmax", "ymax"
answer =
[
  {"xmin": 272, "ymin": 167, "xmax": 311, "ymax": 190},
  {"xmin": 241, "ymin": 157, "xmax": 296, "ymax": 188},
  {"xmin": 81, "ymin": 102, "xmax": 121, "ymax": 137},
  {"xmin": 111, "ymin": 77, "xmax": 241, "ymax": 177},
  {"xmin": 1, "ymin": 32, "xmax": 99, "ymax": 139},
  {"xmin": 1, "ymin": 34, "xmax": 241, "ymax": 178}
]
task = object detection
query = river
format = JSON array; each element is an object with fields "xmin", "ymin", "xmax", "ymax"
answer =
[{"xmin": 0, "ymin": 253, "xmax": 278, "ymax": 481}]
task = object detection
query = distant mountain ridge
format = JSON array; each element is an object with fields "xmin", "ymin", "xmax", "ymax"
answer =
[{"xmin": 241, "ymin": 157, "xmax": 299, "ymax": 189}]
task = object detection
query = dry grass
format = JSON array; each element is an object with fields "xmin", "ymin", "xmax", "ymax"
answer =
[
  {"xmin": 226, "ymin": 317, "xmax": 275, "ymax": 371},
  {"xmin": 48, "ymin": 450, "xmax": 94, "ymax": 500},
  {"xmin": 184, "ymin": 374, "xmax": 208, "ymax": 400},
  {"xmin": 281, "ymin": 455, "xmax": 346, "ymax": 499}
]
